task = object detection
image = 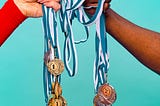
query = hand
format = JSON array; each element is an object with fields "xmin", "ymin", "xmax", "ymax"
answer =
[
  {"xmin": 13, "ymin": 0, "xmax": 61, "ymax": 17},
  {"xmin": 83, "ymin": 0, "xmax": 111, "ymax": 16}
]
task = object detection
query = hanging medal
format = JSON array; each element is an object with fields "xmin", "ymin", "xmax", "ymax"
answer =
[
  {"xmin": 45, "ymin": 47, "xmax": 66, "ymax": 106},
  {"xmin": 90, "ymin": 1, "xmax": 116, "ymax": 105},
  {"xmin": 82, "ymin": 0, "xmax": 116, "ymax": 105},
  {"xmin": 44, "ymin": 44, "xmax": 67, "ymax": 106},
  {"xmin": 94, "ymin": 83, "xmax": 116, "ymax": 106}
]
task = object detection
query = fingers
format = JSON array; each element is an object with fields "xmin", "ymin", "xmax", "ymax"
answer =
[
  {"xmin": 105, "ymin": 0, "xmax": 111, "ymax": 3},
  {"xmin": 103, "ymin": 3, "xmax": 110, "ymax": 12},
  {"xmin": 38, "ymin": 0, "xmax": 61, "ymax": 11},
  {"xmin": 44, "ymin": 1, "xmax": 61, "ymax": 11}
]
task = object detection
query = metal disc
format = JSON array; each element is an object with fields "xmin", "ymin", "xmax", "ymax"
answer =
[
  {"xmin": 47, "ymin": 59, "xmax": 64, "ymax": 76},
  {"xmin": 94, "ymin": 83, "xmax": 116, "ymax": 105}
]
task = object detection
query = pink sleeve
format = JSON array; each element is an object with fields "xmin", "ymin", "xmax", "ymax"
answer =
[{"xmin": 0, "ymin": 0, "xmax": 27, "ymax": 46}]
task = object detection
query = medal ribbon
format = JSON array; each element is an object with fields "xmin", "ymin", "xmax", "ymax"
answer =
[
  {"xmin": 42, "ymin": 0, "xmax": 109, "ymax": 104},
  {"xmin": 42, "ymin": 6, "xmax": 61, "ymax": 103},
  {"xmin": 94, "ymin": 14, "xmax": 109, "ymax": 92},
  {"xmin": 59, "ymin": 0, "xmax": 91, "ymax": 77},
  {"xmin": 77, "ymin": 0, "xmax": 109, "ymax": 92},
  {"xmin": 42, "ymin": 0, "xmax": 90, "ymax": 103}
]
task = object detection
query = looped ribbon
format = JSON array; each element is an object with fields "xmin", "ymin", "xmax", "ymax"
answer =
[
  {"xmin": 42, "ymin": 0, "xmax": 109, "ymax": 103},
  {"xmin": 60, "ymin": 0, "xmax": 91, "ymax": 77},
  {"xmin": 80, "ymin": 0, "xmax": 109, "ymax": 92},
  {"xmin": 94, "ymin": 14, "xmax": 109, "ymax": 92}
]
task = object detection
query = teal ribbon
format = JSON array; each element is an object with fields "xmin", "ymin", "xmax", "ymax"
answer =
[{"xmin": 42, "ymin": 0, "xmax": 109, "ymax": 104}]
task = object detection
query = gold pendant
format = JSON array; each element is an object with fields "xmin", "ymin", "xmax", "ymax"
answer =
[{"xmin": 47, "ymin": 58, "xmax": 64, "ymax": 76}]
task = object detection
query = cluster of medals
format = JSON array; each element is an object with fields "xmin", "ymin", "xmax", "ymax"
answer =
[
  {"xmin": 44, "ymin": 45, "xmax": 116, "ymax": 106},
  {"xmin": 44, "ymin": 44, "xmax": 67, "ymax": 106},
  {"xmin": 44, "ymin": 46, "xmax": 116, "ymax": 106},
  {"xmin": 42, "ymin": 0, "xmax": 117, "ymax": 105}
]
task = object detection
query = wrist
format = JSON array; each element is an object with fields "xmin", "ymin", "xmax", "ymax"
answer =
[{"xmin": 13, "ymin": 0, "xmax": 27, "ymax": 17}]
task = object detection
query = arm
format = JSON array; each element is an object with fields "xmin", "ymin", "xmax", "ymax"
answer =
[
  {"xmin": 0, "ymin": 0, "xmax": 26, "ymax": 46},
  {"xmin": 84, "ymin": 0, "xmax": 160, "ymax": 75},
  {"xmin": 0, "ymin": 0, "xmax": 60, "ymax": 46},
  {"xmin": 104, "ymin": 8, "xmax": 160, "ymax": 75}
]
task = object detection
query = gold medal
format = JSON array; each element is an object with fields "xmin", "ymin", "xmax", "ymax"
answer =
[
  {"xmin": 48, "ymin": 80, "xmax": 67, "ymax": 106},
  {"xmin": 47, "ymin": 59, "xmax": 64, "ymax": 76},
  {"xmin": 48, "ymin": 96, "xmax": 67, "ymax": 106},
  {"xmin": 94, "ymin": 83, "xmax": 116, "ymax": 106},
  {"xmin": 59, "ymin": 96, "xmax": 67, "ymax": 106}
]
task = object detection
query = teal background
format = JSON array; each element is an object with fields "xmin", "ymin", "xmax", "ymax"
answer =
[{"xmin": 0, "ymin": 0, "xmax": 160, "ymax": 106}]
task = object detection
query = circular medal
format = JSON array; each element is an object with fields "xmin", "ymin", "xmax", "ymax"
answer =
[
  {"xmin": 94, "ymin": 83, "xmax": 116, "ymax": 105},
  {"xmin": 48, "ymin": 96, "xmax": 67, "ymax": 106},
  {"xmin": 59, "ymin": 96, "xmax": 67, "ymax": 106},
  {"xmin": 48, "ymin": 98, "xmax": 62, "ymax": 106},
  {"xmin": 47, "ymin": 59, "xmax": 64, "ymax": 76}
]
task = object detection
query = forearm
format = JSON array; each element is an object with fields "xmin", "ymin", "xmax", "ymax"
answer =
[
  {"xmin": 105, "ymin": 8, "xmax": 160, "ymax": 74},
  {"xmin": 0, "ymin": 0, "xmax": 27, "ymax": 46}
]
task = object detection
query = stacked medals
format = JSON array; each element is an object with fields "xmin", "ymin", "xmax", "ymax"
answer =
[
  {"xmin": 42, "ymin": 0, "xmax": 116, "ymax": 106},
  {"xmin": 42, "ymin": 4, "xmax": 67, "ymax": 105},
  {"xmin": 44, "ymin": 44, "xmax": 67, "ymax": 106}
]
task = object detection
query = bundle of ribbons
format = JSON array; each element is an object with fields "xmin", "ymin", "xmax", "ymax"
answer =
[{"xmin": 42, "ymin": 0, "xmax": 116, "ymax": 105}]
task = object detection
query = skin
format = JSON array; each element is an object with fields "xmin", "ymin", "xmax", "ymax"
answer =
[
  {"xmin": 84, "ymin": 1, "xmax": 160, "ymax": 75},
  {"xmin": 13, "ymin": 0, "xmax": 61, "ymax": 17}
]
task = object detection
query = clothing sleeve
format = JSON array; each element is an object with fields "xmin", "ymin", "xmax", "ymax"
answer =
[{"xmin": 0, "ymin": 0, "xmax": 27, "ymax": 46}]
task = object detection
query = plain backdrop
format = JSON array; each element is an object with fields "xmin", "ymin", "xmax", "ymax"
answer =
[{"xmin": 0, "ymin": 0, "xmax": 160, "ymax": 106}]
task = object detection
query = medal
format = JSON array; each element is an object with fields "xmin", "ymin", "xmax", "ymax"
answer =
[
  {"xmin": 48, "ymin": 97, "xmax": 67, "ymax": 106},
  {"xmin": 94, "ymin": 83, "xmax": 116, "ymax": 106},
  {"xmin": 44, "ymin": 43, "xmax": 64, "ymax": 76},
  {"xmin": 47, "ymin": 59, "xmax": 64, "ymax": 76},
  {"xmin": 48, "ymin": 80, "xmax": 67, "ymax": 106}
]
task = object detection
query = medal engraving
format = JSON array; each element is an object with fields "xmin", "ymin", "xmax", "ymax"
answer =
[
  {"xmin": 47, "ymin": 59, "xmax": 64, "ymax": 76},
  {"xmin": 94, "ymin": 83, "xmax": 116, "ymax": 106}
]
